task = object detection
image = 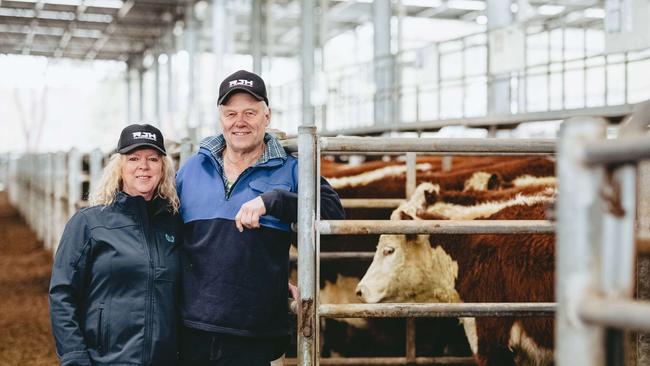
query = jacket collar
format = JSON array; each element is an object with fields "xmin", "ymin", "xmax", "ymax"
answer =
[
  {"xmin": 199, "ymin": 132, "xmax": 287, "ymax": 167},
  {"xmin": 114, "ymin": 191, "xmax": 169, "ymax": 215}
]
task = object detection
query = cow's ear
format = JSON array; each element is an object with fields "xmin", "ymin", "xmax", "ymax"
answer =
[
  {"xmin": 487, "ymin": 173, "xmax": 503, "ymax": 190},
  {"xmin": 424, "ymin": 188, "xmax": 438, "ymax": 205},
  {"xmin": 399, "ymin": 211, "xmax": 418, "ymax": 241}
]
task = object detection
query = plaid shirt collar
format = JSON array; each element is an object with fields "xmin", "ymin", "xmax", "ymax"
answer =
[{"xmin": 200, "ymin": 132, "xmax": 287, "ymax": 168}]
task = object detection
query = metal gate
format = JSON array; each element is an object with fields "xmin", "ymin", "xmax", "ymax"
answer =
[{"xmin": 295, "ymin": 130, "xmax": 558, "ymax": 365}]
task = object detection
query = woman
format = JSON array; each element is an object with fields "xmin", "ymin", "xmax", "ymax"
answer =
[{"xmin": 49, "ymin": 124, "xmax": 181, "ymax": 366}]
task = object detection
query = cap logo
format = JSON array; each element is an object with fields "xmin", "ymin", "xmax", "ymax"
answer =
[
  {"xmin": 229, "ymin": 79, "xmax": 253, "ymax": 88},
  {"xmin": 132, "ymin": 132, "xmax": 157, "ymax": 141}
]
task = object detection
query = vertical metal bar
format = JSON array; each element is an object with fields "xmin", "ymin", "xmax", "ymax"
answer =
[
  {"xmin": 67, "ymin": 148, "xmax": 81, "ymax": 219},
  {"xmin": 168, "ymin": 32, "xmax": 175, "ymax": 126},
  {"xmin": 302, "ymin": 0, "xmax": 315, "ymax": 127},
  {"xmin": 601, "ymin": 165, "xmax": 636, "ymax": 366},
  {"xmin": 636, "ymin": 160, "xmax": 650, "ymax": 365},
  {"xmin": 251, "ymin": 0, "xmax": 262, "ymax": 74},
  {"xmin": 488, "ymin": 125, "xmax": 497, "ymax": 138},
  {"xmin": 603, "ymin": 55, "xmax": 609, "ymax": 106},
  {"xmin": 548, "ymin": 23, "xmax": 566, "ymax": 109},
  {"xmin": 126, "ymin": 64, "xmax": 132, "ymax": 122},
  {"xmin": 547, "ymin": 29, "xmax": 552, "ymax": 111},
  {"xmin": 187, "ymin": 2, "xmax": 196, "ymax": 137},
  {"xmin": 265, "ymin": 0, "xmax": 274, "ymax": 72},
  {"xmin": 415, "ymin": 85, "xmax": 420, "ymax": 122},
  {"xmin": 583, "ymin": 26, "xmax": 587, "ymax": 108},
  {"xmin": 521, "ymin": 26, "xmax": 528, "ymax": 113},
  {"xmin": 298, "ymin": 125, "xmax": 317, "ymax": 365},
  {"xmin": 315, "ymin": 136, "xmax": 322, "ymax": 364},
  {"xmin": 154, "ymin": 52, "xmax": 161, "ymax": 125},
  {"xmin": 37, "ymin": 155, "xmax": 44, "ymax": 241},
  {"xmin": 179, "ymin": 137, "xmax": 193, "ymax": 167},
  {"xmin": 436, "ymin": 43, "xmax": 441, "ymax": 120},
  {"xmin": 396, "ymin": 0, "xmax": 404, "ymax": 125},
  {"xmin": 460, "ymin": 39, "xmax": 466, "ymax": 117},
  {"xmin": 53, "ymin": 152, "xmax": 65, "ymax": 254},
  {"xmin": 138, "ymin": 67, "xmax": 144, "ymax": 121},
  {"xmin": 556, "ymin": 116, "xmax": 607, "ymax": 366},
  {"xmin": 406, "ymin": 152, "xmax": 416, "ymax": 199},
  {"xmin": 623, "ymin": 52, "xmax": 629, "ymax": 104},
  {"xmin": 373, "ymin": 0, "xmax": 393, "ymax": 126},
  {"xmin": 44, "ymin": 153, "xmax": 53, "ymax": 250},
  {"xmin": 442, "ymin": 156, "xmax": 453, "ymax": 172},
  {"xmin": 88, "ymin": 149, "xmax": 104, "ymax": 202},
  {"xmin": 406, "ymin": 318, "xmax": 416, "ymax": 363},
  {"xmin": 318, "ymin": 0, "xmax": 328, "ymax": 130}
]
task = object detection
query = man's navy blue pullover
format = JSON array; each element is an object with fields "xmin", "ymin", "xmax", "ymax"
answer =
[{"xmin": 176, "ymin": 133, "xmax": 344, "ymax": 337}]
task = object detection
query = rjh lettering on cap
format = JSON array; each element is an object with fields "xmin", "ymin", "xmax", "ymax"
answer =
[{"xmin": 132, "ymin": 132, "xmax": 157, "ymax": 141}]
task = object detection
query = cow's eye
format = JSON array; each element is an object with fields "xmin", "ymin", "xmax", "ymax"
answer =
[{"xmin": 383, "ymin": 246, "xmax": 395, "ymax": 256}]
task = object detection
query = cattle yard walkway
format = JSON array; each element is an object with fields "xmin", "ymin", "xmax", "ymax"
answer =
[{"xmin": 0, "ymin": 191, "xmax": 58, "ymax": 365}]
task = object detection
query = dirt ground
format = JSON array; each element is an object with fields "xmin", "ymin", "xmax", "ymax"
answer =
[{"xmin": 0, "ymin": 191, "xmax": 58, "ymax": 365}]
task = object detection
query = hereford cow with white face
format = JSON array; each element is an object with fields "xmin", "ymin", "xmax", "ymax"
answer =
[{"xmin": 356, "ymin": 183, "xmax": 555, "ymax": 366}]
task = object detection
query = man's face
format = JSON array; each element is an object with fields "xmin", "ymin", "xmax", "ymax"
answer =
[{"xmin": 220, "ymin": 92, "xmax": 270, "ymax": 154}]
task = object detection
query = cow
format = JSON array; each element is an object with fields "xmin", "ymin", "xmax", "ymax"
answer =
[
  {"xmin": 327, "ymin": 156, "xmax": 555, "ymax": 198},
  {"xmin": 355, "ymin": 183, "xmax": 555, "ymax": 366},
  {"xmin": 286, "ymin": 257, "xmax": 472, "ymax": 359}
]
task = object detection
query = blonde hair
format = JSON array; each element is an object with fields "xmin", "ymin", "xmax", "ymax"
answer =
[{"xmin": 89, "ymin": 153, "xmax": 180, "ymax": 214}]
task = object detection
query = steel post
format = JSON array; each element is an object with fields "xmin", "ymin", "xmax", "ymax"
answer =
[
  {"xmin": 556, "ymin": 116, "xmax": 607, "ymax": 366},
  {"xmin": 298, "ymin": 125, "xmax": 318, "ymax": 365}
]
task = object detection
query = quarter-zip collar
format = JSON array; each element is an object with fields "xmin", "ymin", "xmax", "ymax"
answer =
[
  {"xmin": 199, "ymin": 133, "xmax": 287, "ymax": 196},
  {"xmin": 114, "ymin": 191, "xmax": 169, "ymax": 217}
]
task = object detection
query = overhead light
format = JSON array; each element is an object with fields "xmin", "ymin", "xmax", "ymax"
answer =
[
  {"xmin": 0, "ymin": 8, "xmax": 35, "ymax": 18},
  {"xmin": 475, "ymin": 14, "xmax": 488, "ymax": 25},
  {"xmin": 45, "ymin": 0, "xmax": 82, "ymax": 6},
  {"xmin": 78, "ymin": 13, "xmax": 113, "ymax": 23},
  {"xmin": 84, "ymin": 0, "xmax": 124, "ymax": 9},
  {"xmin": 72, "ymin": 28, "xmax": 103, "ymax": 38},
  {"xmin": 538, "ymin": 4, "xmax": 564, "ymax": 16},
  {"xmin": 401, "ymin": 0, "xmax": 442, "ymax": 6},
  {"xmin": 584, "ymin": 8, "xmax": 605, "ymax": 19},
  {"xmin": 39, "ymin": 10, "xmax": 75, "ymax": 21},
  {"xmin": 447, "ymin": 0, "xmax": 486, "ymax": 11}
]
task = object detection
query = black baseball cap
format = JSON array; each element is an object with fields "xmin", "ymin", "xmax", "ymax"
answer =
[
  {"xmin": 117, "ymin": 124, "xmax": 166, "ymax": 155},
  {"xmin": 218, "ymin": 69, "xmax": 269, "ymax": 106}
]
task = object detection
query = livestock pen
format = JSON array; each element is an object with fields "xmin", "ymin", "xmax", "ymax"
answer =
[
  {"xmin": 2, "ymin": 110, "xmax": 649, "ymax": 366},
  {"xmin": 291, "ymin": 131, "xmax": 557, "ymax": 365},
  {"xmin": 290, "ymin": 113, "xmax": 650, "ymax": 365}
]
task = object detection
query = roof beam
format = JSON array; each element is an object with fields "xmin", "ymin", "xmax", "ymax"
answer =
[
  {"xmin": 86, "ymin": 0, "xmax": 133, "ymax": 60},
  {"xmin": 21, "ymin": 0, "xmax": 44, "ymax": 55}
]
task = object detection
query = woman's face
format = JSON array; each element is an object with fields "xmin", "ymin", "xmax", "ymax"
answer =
[{"xmin": 121, "ymin": 148, "xmax": 163, "ymax": 201}]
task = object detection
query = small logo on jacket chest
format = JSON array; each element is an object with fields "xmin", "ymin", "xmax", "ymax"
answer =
[{"xmin": 165, "ymin": 234, "xmax": 175, "ymax": 243}]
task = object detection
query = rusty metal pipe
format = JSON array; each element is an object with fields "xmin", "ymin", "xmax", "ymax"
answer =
[
  {"xmin": 318, "ymin": 220, "xmax": 555, "ymax": 235},
  {"xmin": 319, "ymin": 303, "xmax": 556, "ymax": 318}
]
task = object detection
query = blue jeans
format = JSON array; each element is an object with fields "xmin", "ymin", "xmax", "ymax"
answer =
[{"xmin": 179, "ymin": 326, "xmax": 289, "ymax": 366}]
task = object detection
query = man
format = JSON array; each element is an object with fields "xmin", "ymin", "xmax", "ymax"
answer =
[{"xmin": 176, "ymin": 69, "xmax": 345, "ymax": 365}]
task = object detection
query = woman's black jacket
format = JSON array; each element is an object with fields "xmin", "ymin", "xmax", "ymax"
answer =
[{"xmin": 49, "ymin": 192, "xmax": 181, "ymax": 366}]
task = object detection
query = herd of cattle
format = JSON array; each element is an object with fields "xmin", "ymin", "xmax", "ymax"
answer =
[{"xmin": 290, "ymin": 155, "xmax": 557, "ymax": 366}]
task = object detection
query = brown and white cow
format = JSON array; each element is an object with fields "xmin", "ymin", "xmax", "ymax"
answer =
[
  {"xmin": 327, "ymin": 156, "xmax": 555, "ymax": 198},
  {"xmin": 355, "ymin": 183, "xmax": 555, "ymax": 366}
]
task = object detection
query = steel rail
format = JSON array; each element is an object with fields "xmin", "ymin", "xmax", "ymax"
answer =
[
  {"xmin": 319, "ymin": 303, "xmax": 556, "ymax": 318},
  {"xmin": 317, "ymin": 220, "xmax": 555, "ymax": 235}
]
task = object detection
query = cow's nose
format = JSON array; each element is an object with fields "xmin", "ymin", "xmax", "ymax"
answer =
[{"xmin": 356, "ymin": 285, "xmax": 367, "ymax": 301}]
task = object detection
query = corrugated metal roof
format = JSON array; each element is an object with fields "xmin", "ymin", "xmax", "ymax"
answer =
[{"xmin": 0, "ymin": 0, "xmax": 186, "ymax": 61}]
